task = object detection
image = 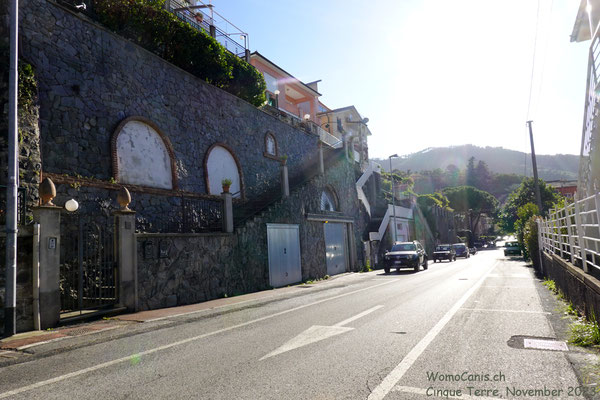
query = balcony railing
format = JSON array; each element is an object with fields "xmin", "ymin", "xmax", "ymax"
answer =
[
  {"xmin": 318, "ymin": 127, "xmax": 343, "ymax": 149},
  {"xmin": 167, "ymin": 0, "xmax": 248, "ymax": 59},
  {"xmin": 579, "ymin": 29, "xmax": 600, "ymax": 199}
]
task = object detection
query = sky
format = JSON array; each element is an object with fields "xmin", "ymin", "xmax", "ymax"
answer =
[{"xmin": 209, "ymin": 0, "xmax": 589, "ymax": 158}]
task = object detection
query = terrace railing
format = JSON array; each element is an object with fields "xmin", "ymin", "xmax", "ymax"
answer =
[
  {"xmin": 167, "ymin": 0, "xmax": 248, "ymax": 59},
  {"xmin": 539, "ymin": 192, "xmax": 600, "ymax": 273},
  {"xmin": 137, "ymin": 195, "xmax": 223, "ymax": 234}
]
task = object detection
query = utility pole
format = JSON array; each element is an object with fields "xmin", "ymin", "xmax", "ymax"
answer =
[
  {"xmin": 4, "ymin": 0, "xmax": 19, "ymax": 337},
  {"xmin": 389, "ymin": 154, "xmax": 398, "ymax": 242},
  {"xmin": 526, "ymin": 121, "xmax": 543, "ymax": 214}
]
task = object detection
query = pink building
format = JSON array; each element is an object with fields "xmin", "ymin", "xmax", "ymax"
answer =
[{"xmin": 250, "ymin": 52, "xmax": 321, "ymax": 123}]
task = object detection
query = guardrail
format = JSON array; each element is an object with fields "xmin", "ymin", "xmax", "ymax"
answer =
[{"xmin": 539, "ymin": 192, "xmax": 600, "ymax": 273}]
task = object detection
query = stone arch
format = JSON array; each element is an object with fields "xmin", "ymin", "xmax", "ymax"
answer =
[
  {"xmin": 111, "ymin": 117, "xmax": 177, "ymax": 190},
  {"xmin": 204, "ymin": 143, "xmax": 244, "ymax": 198}
]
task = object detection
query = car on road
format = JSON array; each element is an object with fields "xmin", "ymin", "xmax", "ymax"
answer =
[
  {"xmin": 433, "ymin": 244, "xmax": 456, "ymax": 263},
  {"xmin": 504, "ymin": 241, "xmax": 521, "ymax": 256},
  {"xmin": 469, "ymin": 247, "xmax": 478, "ymax": 255},
  {"xmin": 384, "ymin": 241, "xmax": 428, "ymax": 273},
  {"xmin": 453, "ymin": 243, "xmax": 470, "ymax": 258}
]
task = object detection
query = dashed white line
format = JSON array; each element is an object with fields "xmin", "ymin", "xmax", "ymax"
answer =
[{"xmin": 367, "ymin": 261, "xmax": 499, "ymax": 400}]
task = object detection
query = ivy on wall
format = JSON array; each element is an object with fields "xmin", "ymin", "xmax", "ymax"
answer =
[{"xmin": 92, "ymin": 0, "xmax": 266, "ymax": 106}]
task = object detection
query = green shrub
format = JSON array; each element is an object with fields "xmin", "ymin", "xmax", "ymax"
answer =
[
  {"xmin": 523, "ymin": 216, "xmax": 539, "ymax": 268},
  {"xmin": 93, "ymin": 0, "xmax": 266, "ymax": 106}
]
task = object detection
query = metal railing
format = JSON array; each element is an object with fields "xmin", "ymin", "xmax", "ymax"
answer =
[
  {"xmin": 0, "ymin": 186, "xmax": 28, "ymax": 225},
  {"xmin": 137, "ymin": 195, "xmax": 223, "ymax": 234},
  {"xmin": 167, "ymin": 0, "xmax": 248, "ymax": 58},
  {"xmin": 318, "ymin": 126, "xmax": 343, "ymax": 149},
  {"xmin": 539, "ymin": 192, "xmax": 600, "ymax": 273}
]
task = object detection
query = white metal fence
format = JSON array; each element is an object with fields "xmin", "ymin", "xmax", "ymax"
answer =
[{"xmin": 539, "ymin": 192, "xmax": 600, "ymax": 273}]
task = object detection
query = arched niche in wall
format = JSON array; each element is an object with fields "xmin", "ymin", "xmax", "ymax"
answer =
[
  {"xmin": 204, "ymin": 143, "xmax": 243, "ymax": 198},
  {"xmin": 264, "ymin": 132, "xmax": 277, "ymax": 157},
  {"xmin": 320, "ymin": 186, "xmax": 339, "ymax": 212},
  {"xmin": 112, "ymin": 117, "xmax": 177, "ymax": 190}
]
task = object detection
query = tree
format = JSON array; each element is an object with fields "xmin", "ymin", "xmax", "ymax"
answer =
[
  {"xmin": 443, "ymin": 186, "xmax": 498, "ymax": 235},
  {"xmin": 498, "ymin": 178, "xmax": 561, "ymax": 233},
  {"xmin": 466, "ymin": 157, "xmax": 476, "ymax": 187},
  {"xmin": 474, "ymin": 160, "xmax": 492, "ymax": 191}
]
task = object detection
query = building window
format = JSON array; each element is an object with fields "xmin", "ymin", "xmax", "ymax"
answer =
[
  {"xmin": 265, "ymin": 133, "xmax": 277, "ymax": 156},
  {"xmin": 320, "ymin": 187, "xmax": 338, "ymax": 212},
  {"xmin": 205, "ymin": 144, "xmax": 242, "ymax": 198},
  {"xmin": 112, "ymin": 118, "xmax": 176, "ymax": 189}
]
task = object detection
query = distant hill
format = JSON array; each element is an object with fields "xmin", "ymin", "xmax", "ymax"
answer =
[{"xmin": 374, "ymin": 145, "xmax": 579, "ymax": 181}]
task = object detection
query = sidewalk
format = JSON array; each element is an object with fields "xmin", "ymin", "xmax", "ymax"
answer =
[{"xmin": 0, "ymin": 271, "xmax": 362, "ymax": 353}]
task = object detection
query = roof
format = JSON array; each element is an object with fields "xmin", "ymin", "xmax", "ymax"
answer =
[
  {"xmin": 572, "ymin": 0, "xmax": 591, "ymax": 42},
  {"xmin": 250, "ymin": 51, "xmax": 321, "ymax": 97}
]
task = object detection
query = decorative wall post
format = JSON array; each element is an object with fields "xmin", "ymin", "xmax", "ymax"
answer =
[
  {"xmin": 33, "ymin": 178, "xmax": 61, "ymax": 329},
  {"xmin": 318, "ymin": 142, "xmax": 324, "ymax": 175},
  {"xmin": 114, "ymin": 187, "xmax": 137, "ymax": 312},
  {"xmin": 222, "ymin": 191, "xmax": 234, "ymax": 233},
  {"xmin": 281, "ymin": 161, "xmax": 289, "ymax": 198}
]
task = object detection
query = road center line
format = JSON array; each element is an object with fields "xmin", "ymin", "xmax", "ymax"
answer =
[
  {"xmin": 367, "ymin": 261, "xmax": 499, "ymax": 400},
  {"xmin": 0, "ymin": 280, "xmax": 397, "ymax": 399},
  {"xmin": 334, "ymin": 305, "xmax": 384, "ymax": 327}
]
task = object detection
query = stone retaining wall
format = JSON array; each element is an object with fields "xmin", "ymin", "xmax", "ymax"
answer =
[
  {"xmin": 136, "ymin": 156, "xmax": 367, "ymax": 310},
  {"xmin": 16, "ymin": 0, "xmax": 319, "ymax": 226},
  {"xmin": 541, "ymin": 252, "xmax": 600, "ymax": 317}
]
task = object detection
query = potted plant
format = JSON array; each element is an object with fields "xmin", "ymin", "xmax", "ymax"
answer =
[
  {"xmin": 280, "ymin": 155, "xmax": 288, "ymax": 165},
  {"xmin": 221, "ymin": 178, "xmax": 232, "ymax": 193}
]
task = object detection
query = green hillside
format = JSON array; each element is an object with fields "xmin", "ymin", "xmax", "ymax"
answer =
[{"xmin": 375, "ymin": 145, "xmax": 578, "ymax": 181}]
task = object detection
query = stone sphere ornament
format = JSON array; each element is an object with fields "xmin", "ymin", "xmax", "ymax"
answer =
[
  {"xmin": 117, "ymin": 186, "xmax": 132, "ymax": 211},
  {"xmin": 39, "ymin": 177, "xmax": 56, "ymax": 206}
]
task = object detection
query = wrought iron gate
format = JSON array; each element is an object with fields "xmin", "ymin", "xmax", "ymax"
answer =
[{"xmin": 60, "ymin": 213, "xmax": 118, "ymax": 315}]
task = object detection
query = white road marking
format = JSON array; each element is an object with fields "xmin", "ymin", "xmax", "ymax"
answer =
[
  {"xmin": 460, "ymin": 308, "xmax": 550, "ymax": 314},
  {"xmin": 394, "ymin": 385, "xmax": 500, "ymax": 400},
  {"xmin": 260, "ymin": 325, "xmax": 353, "ymax": 360},
  {"xmin": 261, "ymin": 305, "xmax": 383, "ymax": 360},
  {"xmin": 0, "ymin": 281, "xmax": 396, "ymax": 399},
  {"xmin": 367, "ymin": 261, "xmax": 499, "ymax": 400}
]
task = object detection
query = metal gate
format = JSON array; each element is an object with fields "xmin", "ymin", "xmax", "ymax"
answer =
[
  {"xmin": 267, "ymin": 224, "xmax": 302, "ymax": 287},
  {"xmin": 60, "ymin": 213, "xmax": 118, "ymax": 316},
  {"xmin": 324, "ymin": 223, "xmax": 346, "ymax": 276}
]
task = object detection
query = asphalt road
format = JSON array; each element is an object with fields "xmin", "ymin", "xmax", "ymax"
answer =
[{"xmin": 0, "ymin": 250, "xmax": 584, "ymax": 399}]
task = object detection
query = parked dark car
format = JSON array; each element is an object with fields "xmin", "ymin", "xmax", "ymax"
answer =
[
  {"xmin": 453, "ymin": 243, "xmax": 470, "ymax": 258},
  {"xmin": 504, "ymin": 241, "xmax": 521, "ymax": 256},
  {"xmin": 433, "ymin": 244, "xmax": 456, "ymax": 263},
  {"xmin": 384, "ymin": 241, "xmax": 428, "ymax": 273}
]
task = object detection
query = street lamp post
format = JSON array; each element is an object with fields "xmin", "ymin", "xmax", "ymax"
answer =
[{"xmin": 389, "ymin": 154, "xmax": 398, "ymax": 242}]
